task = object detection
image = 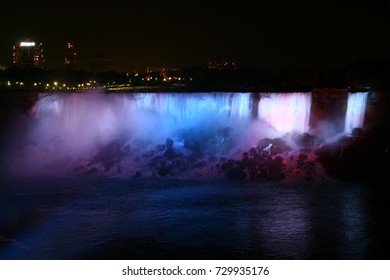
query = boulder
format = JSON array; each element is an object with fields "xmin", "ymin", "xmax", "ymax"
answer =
[
  {"xmin": 225, "ymin": 167, "xmax": 247, "ymax": 180},
  {"xmin": 165, "ymin": 138, "xmax": 174, "ymax": 150},
  {"xmin": 294, "ymin": 133, "xmax": 316, "ymax": 147}
]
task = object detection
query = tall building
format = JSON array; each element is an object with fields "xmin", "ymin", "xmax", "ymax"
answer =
[
  {"xmin": 64, "ymin": 42, "xmax": 77, "ymax": 67},
  {"xmin": 12, "ymin": 40, "xmax": 44, "ymax": 68}
]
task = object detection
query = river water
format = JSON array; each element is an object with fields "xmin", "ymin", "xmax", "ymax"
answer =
[{"xmin": 0, "ymin": 176, "xmax": 388, "ymax": 260}]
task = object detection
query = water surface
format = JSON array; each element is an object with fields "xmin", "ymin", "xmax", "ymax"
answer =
[{"xmin": 0, "ymin": 177, "xmax": 388, "ymax": 259}]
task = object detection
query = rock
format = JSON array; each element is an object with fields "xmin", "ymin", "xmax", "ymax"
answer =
[
  {"xmin": 258, "ymin": 138, "xmax": 273, "ymax": 149},
  {"xmin": 73, "ymin": 165, "xmax": 84, "ymax": 172},
  {"xmin": 165, "ymin": 138, "xmax": 174, "ymax": 150},
  {"xmin": 86, "ymin": 167, "xmax": 98, "ymax": 175},
  {"xmin": 142, "ymin": 150, "xmax": 155, "ymax": 158},
  {"xmin": 158, "ymin": 165, "xmax": 171, "ymax": 177},
  {"xmin": 249, "ymin": 147, "xmax": 257, "ymax": 155},
  {"xmin": 104, "ymin": 161, "xmax": 114, "ymax": 171},
  {"xmin": 264, "ymin": 156, "xmax": 284, "ymax": 179},
  {"xmin": 352, "ymin": 127, "xmax": 364, "ymax": 137},
  {"xmin": 122, "ymin": 143, "xmax": 132, "ymax": 154},
  {"xmin": 163, "ymin": 148, "xmax": 179, "ymax": 159},
  {"xmin": 208, "ymin": 156, "xmax": 217, "ymax": 162},
  {"xmin": 271, "ymin": 138, "xmax": 286, "ymax": 149},
  {"xmin": 92, "ymin": 141, "xmax": 128, "ymax": 164},
  {"xmin": 297, "ymin": 153, "xmax": 308, "ymax": 162},
  {"xmin": 220, "ymin": 160, "xmax": 235, "ymax": 172},
  {"xmin": 273, "ymin": 156, "xmax": 284, "ymax": 164},
  {"xmin": 191, "ymin": 161, "xmax": 208, "ymax": 169},
  {"xmin": 225, "ymin": 167, "xmax": 247, "ymax": 180},
  {"xmin": 294, "ymin": 133, "xmax": 316, "ymax": 147}
]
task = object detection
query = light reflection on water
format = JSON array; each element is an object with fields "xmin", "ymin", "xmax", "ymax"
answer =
[{"xmin": 0, "ymin": 177, "xmax": 388, "ymax": 259}]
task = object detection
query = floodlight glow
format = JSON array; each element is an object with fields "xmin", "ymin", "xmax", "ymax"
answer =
[{"xmin": 20, "ymin": 42, "xmax": 36, "ymax": 47}]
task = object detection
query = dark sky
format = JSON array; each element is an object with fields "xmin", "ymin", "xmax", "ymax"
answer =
[{"xmin": 1, "ymin": 1, "xmax": 389, "ymax": 72}]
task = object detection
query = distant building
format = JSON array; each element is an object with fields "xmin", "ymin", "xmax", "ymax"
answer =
[
  {"xmin": 91, "ymin": 52, "xmax": 113, "ymax": 72},
  {"xmin": 64, "ymin": 42, "xmax": 77, "ymax": 68},
  {"xmin": 208, "ymin": 58, "xmax": 237, "ymax": 70},
  {"xmin": 0, "ymin": 65, "xmax": 6, "ymax": 71},
  {"xmin": 12, "ymin": 40, "xmax": 44, "ymax": 68}
]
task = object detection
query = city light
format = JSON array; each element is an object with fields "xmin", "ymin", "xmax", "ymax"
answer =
[{"xmin": 20, "ymin": 42, "xmax": 36, "ymax": 47}]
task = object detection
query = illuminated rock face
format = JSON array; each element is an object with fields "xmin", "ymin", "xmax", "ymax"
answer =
[
  {"xmin": 258, "ymin": 93, "xmax": 312, "ymax": 134},
  {"xmin": 344, "ymin": 92, "xmax": 368, "ymax": 133}
]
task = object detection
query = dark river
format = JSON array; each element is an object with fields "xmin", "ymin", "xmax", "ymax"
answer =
[{"xmin": 0, "ymin": 176, "xmax": 389, "ymax": 260}]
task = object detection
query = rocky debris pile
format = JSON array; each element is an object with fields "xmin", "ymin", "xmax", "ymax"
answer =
[
  {"xmin": 66, "ymin": 131, "xmax": 327, "ymax": 181},
  {"xmin": 216, "ymin": 136, "xmax": 325, "ymax": 181},
  {"xmin": 315, "ymin": 127, "xmax": 389, "ymax": 180},
  {"xmin": 293, "ymin": 132, "xmax": 317, "ymax": 148},
  {"xmin": 216, "ymin": 138, "xmax": 290, "ymax": 181}
]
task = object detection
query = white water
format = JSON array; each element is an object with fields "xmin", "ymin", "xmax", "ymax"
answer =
[
  {"xmin": 28, "ymin": 91, "xmax": 318, "ymax": 158},
  {"xmin": 257, "ymin": 92, "xmax": 312, "ymax": 133},
  {"xmin": 30, "ymin": 92, "xmax": 252, "ymax": 157},
  {"xmin": 344, "ymin": 92, "xmax": 368, "ymax": 133}
]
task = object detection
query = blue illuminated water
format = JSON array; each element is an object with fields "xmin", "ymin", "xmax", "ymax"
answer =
[{"xmin": 0, "ymin": 177, "xmax": 388, "ymax": 260}]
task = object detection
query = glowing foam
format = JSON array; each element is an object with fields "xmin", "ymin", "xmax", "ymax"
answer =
[{"xmin": 258, "ymin": 93, "xmax": 312, "ymax": 133}]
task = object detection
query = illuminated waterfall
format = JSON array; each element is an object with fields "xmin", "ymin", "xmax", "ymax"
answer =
[
  {"xmin": 344, "ymin": 92, "xmax": 368, "ymax": 133},
  {"xmin": 32, "ymin": 92, "xmax": 252, "ymax": 155},
  {"xmin": 257, "ymin": 93, "xmax": 312, "ymax": 133},
  {"xmin": 129, "ymin": 92, "xmax": 251, "ymax": 120}
]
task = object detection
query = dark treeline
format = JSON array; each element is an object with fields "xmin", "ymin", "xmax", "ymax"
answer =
[{"xmin": 1, "ymin": 59, "xmax": 390, "ymax": 92}]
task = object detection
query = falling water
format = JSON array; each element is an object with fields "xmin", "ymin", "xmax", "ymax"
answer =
[
  {"xmin": 30, "ymin": 92, "xmax": 318, "ymax": 158},
  {"xmin": 127, "ymin": 92, "xmax": 251, "ymax": 121},
  {"xmin": 30, "ymin": 92, "xmax": 252, "ymax": 157},
  {"xmin": 257, "ymin": 93, "xmax": 312, "ymax": 133},
  {"xmin": 344, "ymin": 92, "xmax": 368, "ymax": 133}
]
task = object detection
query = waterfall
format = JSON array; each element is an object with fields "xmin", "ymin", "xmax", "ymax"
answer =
[
  {"xmin": 31, "ymin": 92, "xmax": 252, "ymax": 156},
  {"xmin": 257, "ymin": 92, "xmax": 312, "ymax": 133},
  {"xmin": 344, "ymin": 92, "xmax": 368, "ymax": 133}
]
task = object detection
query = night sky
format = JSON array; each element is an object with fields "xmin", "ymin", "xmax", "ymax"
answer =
[{"xmin": 1, "ymin": 1, "xmax": 389, "ymax": 72}]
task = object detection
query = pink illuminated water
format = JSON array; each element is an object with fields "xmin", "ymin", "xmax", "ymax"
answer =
[
  {"xmin": 257, "ymin": 93, "xmax": 312, "ymax": 133},
  {"xmin": 31, "ymin": 92, "xmax": 252, "ymax": 157},
  {"xmin": 344, "ymin": 92, "xmax": 368, "ymax": 133}
]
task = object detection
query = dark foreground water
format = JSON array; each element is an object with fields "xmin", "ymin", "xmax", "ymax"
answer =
[{"xmin": 0, "ymin": 177, "xmax": 389, "ymax": 260}]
